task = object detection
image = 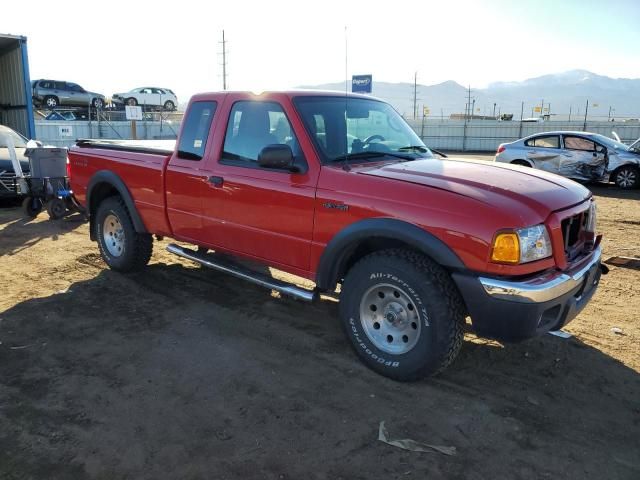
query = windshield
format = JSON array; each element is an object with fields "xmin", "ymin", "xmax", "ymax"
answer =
[
  {"xmin": 590, "ymin": 134, "xmax": 630, "ymax": 151},
  {"xmin": 0, "ymin": 127, "xmax": 28, "ymax": 148},
  {"xmin": 293, "ymin": 96, "xmax": 434, "ymax": 163}
]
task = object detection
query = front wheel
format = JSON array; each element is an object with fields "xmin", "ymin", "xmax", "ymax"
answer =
[
  {"xmin": 163, "ymin": 100, "xmax": 175, "ymax": 111},
  {"xmin": 613, "ymin": 166, "xmax": 638, "ymax": 189},
  {"xmin": 339, "ymin": 249, "xmax": 465, "ymax": 381},
  {"xmin": 22, "ymin": 196, "xmax": 43, "ymax": 218},
  {"xmin": 95, "ymin": 196, "xmax": 153, "ymax": 272},
  {"xmin": 46, "ymin": 198, "xmax": 67, "ymax": 220}
]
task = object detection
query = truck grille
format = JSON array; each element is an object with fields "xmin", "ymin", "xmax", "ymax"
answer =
[
  {"xmin": 561, "ymin": 209, "xmax": 590, "ymax": 260},
  {"xmin": 0, "ymin": 171, "xmax": 17, "ymax": 195}
]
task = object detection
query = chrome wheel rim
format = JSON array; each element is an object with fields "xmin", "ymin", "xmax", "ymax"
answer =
[
  {"xmin": 127, "ymin": 98, "xmax": 136, "ymax": 106},
  {"xmin": 359, "ymin": 283, "xmax": 421, "ymax": 355},
  {"xmin": 617, "ymin": 169, "xmax": 636, "ymax": 188},
  {"xmin": 46, "ymin": 98, "xmax": 56, "ymax": 107},
  {"xmin": 103, "ymin": 214, "xmax": 125, "ymax": 257}
]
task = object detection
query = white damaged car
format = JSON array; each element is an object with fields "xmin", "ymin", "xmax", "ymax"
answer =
[{"xmin": 495, "ymin": 131, "xmax": 640, "ymax": 189}]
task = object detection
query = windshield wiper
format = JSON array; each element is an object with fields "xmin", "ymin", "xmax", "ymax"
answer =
[
  {"xmin": 397, "ymin": 145, "xmax": 428, "ymax": 153},
  {"xmin": 330, "ymin": 151, "xmax": 415, "ymax": 163}
]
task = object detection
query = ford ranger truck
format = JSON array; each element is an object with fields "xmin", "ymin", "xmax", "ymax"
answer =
[{"xmin": 68, "ymin": 91, "xmax": 605, "ymax": 381}]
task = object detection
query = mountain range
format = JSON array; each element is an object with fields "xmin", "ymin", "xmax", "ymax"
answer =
[{"xmin": 300, "ymin": 70, "xmax": 640, "ymax": 120}]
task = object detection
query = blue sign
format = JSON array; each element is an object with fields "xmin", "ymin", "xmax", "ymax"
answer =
[{"xmin": 352, "ymin": 74, "xmax": 372, "ymax": 93}]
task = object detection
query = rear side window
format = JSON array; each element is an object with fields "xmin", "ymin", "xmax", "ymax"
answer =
[
  {"xmin": 564, "ymin": 136, "xmax": 595, "ymax": 151},
  {"xmin": 524, "ymin": 135, "xmax": 559, "ymax": 148},
  {"xmin": 54, "ymin": 81, "xmax": 66, "ymax": 90},
  {"xmin": 177, "ymin": 101, "xmax": 217, "ymax": 160}
]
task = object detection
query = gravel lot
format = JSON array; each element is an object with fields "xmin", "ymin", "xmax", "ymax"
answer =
[{"xmin": 0, "ymin": 179, "xmax": 638, "ymax": 479}]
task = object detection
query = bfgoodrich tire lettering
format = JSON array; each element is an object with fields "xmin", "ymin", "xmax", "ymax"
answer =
[
  {"xmin": 339, "ymin": 249, "xmax": 465, "ymax": 381},
  {"xmin": 95, "ymin": 196, "xmax": 153, "ymax": 272}
]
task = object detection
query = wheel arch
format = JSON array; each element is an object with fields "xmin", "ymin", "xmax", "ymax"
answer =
[
  {"xmin": 315, "ymin": 218, "xmax": 465, "ymax": 292},
  {"xmin": 86, "ymin": 170, "xmax": 147, "ymax": 240},
  {"xmin": 511, "ymin": 159, "xmax": 533, "ymax": 167}
]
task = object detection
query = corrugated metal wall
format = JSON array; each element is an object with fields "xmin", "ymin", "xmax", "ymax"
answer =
[
  {"xmin": 406, "ymin": 119, "xmax": 640, "ymax": 151},
  {"xmin": 0, "ymin": 35, "xmax": 34, "ymax": 138}
]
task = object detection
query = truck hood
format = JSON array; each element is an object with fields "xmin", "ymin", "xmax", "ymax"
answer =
[{"xmin": 355, "ymin": 158, "xmax": 591, "ymax": 218}]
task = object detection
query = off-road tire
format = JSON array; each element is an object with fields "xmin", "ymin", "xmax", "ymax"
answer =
[
  {"xmin": 95, "ymin": 196, "xmax": 152, "ymax": 272},
  {"xmin": 339, "ymin": 249, "xmax": 465, "ymax": 381},
  {"xmin": 613, "ymin": 165, "xmax": 639, "ymax": 189},
  {"xmin": 22, "ymin": 196, "xmax": 43, "ymax": 218}
]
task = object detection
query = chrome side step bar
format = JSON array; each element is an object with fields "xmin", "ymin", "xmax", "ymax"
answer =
[{"xmin": 166, "ymin": 243, "xmax": 317, "ymax": 303}]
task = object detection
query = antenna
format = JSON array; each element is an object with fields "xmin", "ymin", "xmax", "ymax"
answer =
[
  {"xmin": 219, "ymin": 30, "xmax": 228, "ymax": 90},
  {"xmin": 343, "ymin": 26, "xmax": 350, "ymax": 171}
]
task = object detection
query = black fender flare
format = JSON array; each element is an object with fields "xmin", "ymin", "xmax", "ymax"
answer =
[
  {"xmin": 315, "ymin": 218, "xmax": 466, "ymax": 291},
  {"xmin": 86, "ymin": 170, "xmax": 147, "ymax": 239}
]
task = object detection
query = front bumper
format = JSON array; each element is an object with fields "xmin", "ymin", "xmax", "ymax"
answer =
[{"xmin": 452, "ymin": 247, "xmax": 603, "ymax": 342}]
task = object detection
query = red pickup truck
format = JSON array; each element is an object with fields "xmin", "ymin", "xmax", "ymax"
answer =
[{"xmin": 69, "ymin": 91, "xmax": 604, "ymax": 381}]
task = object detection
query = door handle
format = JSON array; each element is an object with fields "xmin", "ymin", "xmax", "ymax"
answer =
[{"xmin": 208, "ymin": 175, "xmax": 224, "ymax": 187}]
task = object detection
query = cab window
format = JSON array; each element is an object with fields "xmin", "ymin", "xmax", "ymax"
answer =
[
  {"xmin": 177, "ymin": 101, "xmax": 217, "ymax": 160},
  {"xmin": 221, "ymin": 101, "xmax": 302, "ymax": 167},
  {"xmin": 524, "ymin": 135, "xmax": 559, "ymax": 148}
]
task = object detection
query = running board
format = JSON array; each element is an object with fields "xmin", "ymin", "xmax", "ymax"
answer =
[{"xmin": 166, "ymin": 243, "xmax": 317, "ymax": 302}]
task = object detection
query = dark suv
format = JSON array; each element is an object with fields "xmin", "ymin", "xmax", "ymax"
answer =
[{"xmin": 32, "ymin": 79, "xmax": 105, "ymax": 109}]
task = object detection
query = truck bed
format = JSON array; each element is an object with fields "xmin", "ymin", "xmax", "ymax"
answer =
[{"xmin": 75, "ymin": 139, "xmax": 176, "ymax": 156}]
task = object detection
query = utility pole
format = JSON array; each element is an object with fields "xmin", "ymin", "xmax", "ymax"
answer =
[
  {"xmin": 608, "ymin": 106, "xmax": 612, "ymax": 121},
  {"xmin": 471, "ymin": 99, "xmax": 475, "ymax": 119},
  {"xmin": 493, "ymin": 102, "xmax": 496, "ymax": 118},
  {"xmin": 413, "ymin": 72, "xmax": 418, "ymax": 120},
  {"xmin": 220, "ymin": 30, "xmax": 228, "ymax": 90},
  {"xmin": 583, "ymin": 99, "xmax": 589, "ymax": 131},
  {"xmin": 569, "ymin": 105, "xmax": 572, "ymax": 122},
  {"xmin": 518, "ymin": 101, "xmax": 524, "ymax": 138}
]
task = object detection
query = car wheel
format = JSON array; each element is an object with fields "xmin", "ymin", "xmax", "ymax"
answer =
[
  {"xmin": 92, "ymin": 97, "xmax": 104, "ymax": 109},
  {"xmin": 126, "ymin": 97, "xmax": 138, "ymax": 107},
  {"xmin": 95, "ymin": 196, "xmax": 153, "ymax": 272},
  {"xmin": 22, "ymin": 196, "xmax": 43, "ymax": 218},
  {"xmin": 339, "ymin": 249, "xmax": 465, "ymax": 381},
  {"xmin": 512, "ymin": 160, "xmax": 532, "ymax": 167},
  {"xmin": 44, "ymin": 96, "xmax": 58, "ymax": 109},
  {"xmin": 614, "ymin": 166, "xmax": 639, "ymax": 189},
  {"xmin": 46, "ymin": 198, "xmax": 67, "ymax": 220},
  {"xmin": 163, "ymin": 100, "xmax": 175, "ymax": 111}
]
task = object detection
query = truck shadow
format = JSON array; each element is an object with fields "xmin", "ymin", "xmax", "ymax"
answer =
[
  {"xmin": 0, "ymin": 208, "xmax": 85, "ymax": 257},
  {"xmin": 0, "ymin": 261, "xmax": 638, "ymax": 478}
]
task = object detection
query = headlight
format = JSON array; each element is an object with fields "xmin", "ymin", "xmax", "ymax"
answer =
[{"xmin": 491, "ymin": 224, "xmax": 552, "ymax": 264}]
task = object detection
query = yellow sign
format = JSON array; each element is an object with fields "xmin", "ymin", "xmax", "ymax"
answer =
[
  {"xmin": 534, "ymin": 106, "xmax": 542, "ymax": 113},
  {"xmin": 423, "ymin": 106, "xmax": 430, "ymax": 116},
  {"xmin": 592, "ymin": 103, "xmax": 599, "ymax": 107}
]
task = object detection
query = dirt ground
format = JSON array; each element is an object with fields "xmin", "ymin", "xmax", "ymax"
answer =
[{"xmin": 0, "ymin": 182, "xmax": 638, "ymax": 479}]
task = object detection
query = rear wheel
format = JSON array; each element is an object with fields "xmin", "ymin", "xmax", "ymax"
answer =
[
  {"xmin": 163, "ymin": 100, "xmax": 175, "ymax": 111},
  {"xmin": 92, "ymin": 97, "xmax": 104, "ymax": 109},
  {"xmin": 613, "ymin": 165, "xmax": 638, "ymax": 189},
  {"xmin": 126, "ymin": 97, "xmax": 138, "ymax": 107},
  {"xmin": 339, "ymin": 249, "xmax": 465, "ymax": 381},
  {"xmin": 95, "ymin": 196, "xmax": 153, "ymax": 272}
]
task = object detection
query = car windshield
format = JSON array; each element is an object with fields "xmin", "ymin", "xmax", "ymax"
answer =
[
  {"xmin": 293, "ymin": 96, "xmax": 434, "ymax": 163},
  {"xmin": 0, "ymin": 127, "xmax": 28, "ymax": 148},
  {"xmin": 591, "ymin": 134, "xmax": 629, "ymax": 151}
]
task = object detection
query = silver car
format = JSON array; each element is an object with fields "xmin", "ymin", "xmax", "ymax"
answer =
[
  {"xmin": 0, "ymin": 125, "xmax": 30, "ymax": 198},
  {"xmin": 32, "ymin": 79, "xmax": 105, "ymax": 109},
  {"xmin": 495, "ymin": 131, "xmax": 640, "ymax": 189}
]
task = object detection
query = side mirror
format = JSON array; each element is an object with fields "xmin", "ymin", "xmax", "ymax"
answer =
[
  {"xmin": 258, "ymin": 144, "xmax": 296, "ymax": 171},
  {"xmin": 595, "ymin": 145, "xmax": 607, "ymax": 155}
]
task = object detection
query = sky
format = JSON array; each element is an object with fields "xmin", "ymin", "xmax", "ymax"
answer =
[{"xmin": 1, "ymin": 0, "xmax": 639, "ymax": 103}]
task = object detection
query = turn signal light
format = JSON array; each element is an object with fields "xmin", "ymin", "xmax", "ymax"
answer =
[{"xmin": 491, "ymin": 233, "xmax": 520, "ymax": 264}]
